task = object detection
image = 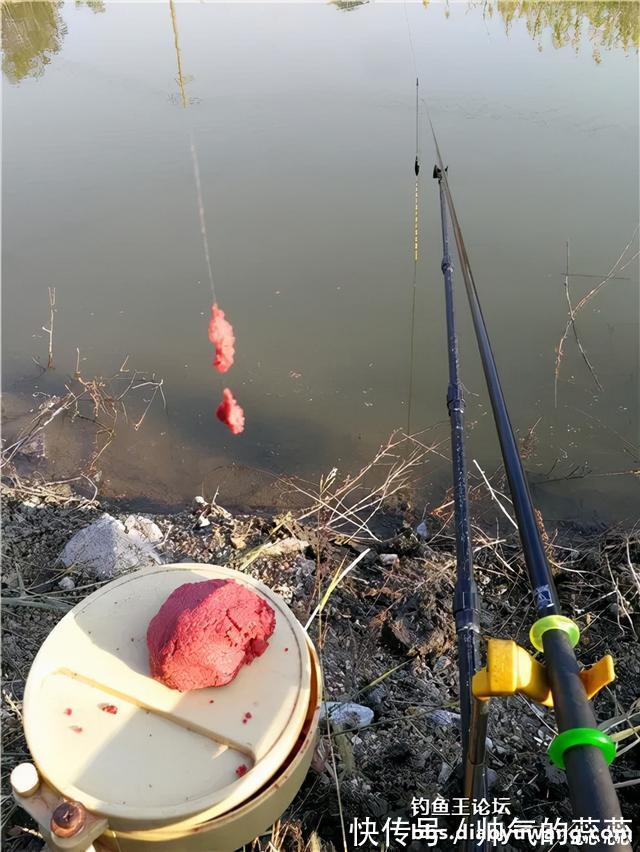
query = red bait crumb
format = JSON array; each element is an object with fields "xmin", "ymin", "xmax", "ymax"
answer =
[
  {"xmin": 244, "ymin": 712, "xmax": 252, "ymax": 719},
  {"xmin": 70, "ymin": 726, "xmax": 83, "ymax": 733},
  {"xmin": 100, "ymin": 704, "xmax": 118, "ymax": 714},
  {"xmin": 208, "ymin": 304, "xmax": 235, "ymax": 373},
  {"xmin": 216, "ymin": 388, "xmax": 245, "ymax": 435},
  {"xmin": 63, "ymin": 708, "xmax": 73, "ymax": 716},
  {"xmin": 209, "ymin": 699, "xmax": 215, "ymax": 704},
  {"xmin": 284, "ymin": 648, "xmax": 289, "ymax": 652},
  {"xmin": 235, "ymin": 764, "xmax": 248, "ymax": 777}
]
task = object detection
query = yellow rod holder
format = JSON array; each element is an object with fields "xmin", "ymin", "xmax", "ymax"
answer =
[{"xmin": 472, "ymin": 639, "xmax": 615, "ymax": 708}]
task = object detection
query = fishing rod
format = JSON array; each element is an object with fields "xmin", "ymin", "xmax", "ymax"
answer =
[
  {"xmin": 431, "ymin": 128, "xmax": 630, "ymax": 851},
  {"xmin": 434, "ymin": 164, "xmax": 488, "ymax": 850}
]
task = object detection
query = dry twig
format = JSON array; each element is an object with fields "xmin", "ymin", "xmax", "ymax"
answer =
[{"xmin": 554, "ymin": 227, "xmax": 639, "ymax": 405}]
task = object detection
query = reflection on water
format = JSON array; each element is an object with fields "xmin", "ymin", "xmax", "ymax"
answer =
[
  {"xmin": 491, "ymin": 1, "xmax": 639, "ymax": 63},
  {"xmin": 1, "ymin": 1, "xmax": 105, "ymax": 84},
  {"xmin": 2, "ymin": 0, "xmax": 638, "ymax": 87},
  {"xmin": 1, "ymin": 1, "xmax": 66, "ymax": 84},
  {"xmin": 2, "ymin": 1, "xmax": 638, "ymax": 522}
]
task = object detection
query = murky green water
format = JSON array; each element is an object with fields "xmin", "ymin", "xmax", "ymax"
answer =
[{"xmin": 2, "ymin": 1, "xmax": 639, "ymax": 521}]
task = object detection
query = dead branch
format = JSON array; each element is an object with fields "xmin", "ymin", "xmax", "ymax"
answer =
[
  {"xmin": 554, "ymin": 226, "xmax": 639, "ymax": 405},
  {"xmin": 42, "ymin": 287, "xmax": 56, "ymax": 370},
  {"xmin": 560, "ymin": 240, "xmax": 603, "ymax": 405}
]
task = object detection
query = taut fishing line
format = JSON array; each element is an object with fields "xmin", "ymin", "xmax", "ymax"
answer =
[
  {"xmin": 189, "ymin": 130, "xmax": 217, "ymax": 304},
  {"xmin": 404, "ymin": 0, "xmax": 421, "ymax": 435},
  {"xmin": 169, "ymin": 1, "xmax": 244, "ymax": 434},
  {"xmin": 407, "ymin": 77, "xmax": 420, "ymax": 435}
]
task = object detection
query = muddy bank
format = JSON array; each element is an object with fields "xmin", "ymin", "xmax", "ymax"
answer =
[{"xmin": 1, "ymin": 474, "xmax": 639, "ymax": 851}]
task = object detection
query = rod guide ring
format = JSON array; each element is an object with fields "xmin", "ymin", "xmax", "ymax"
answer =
[
  {"xmin": 548, "ymin": 727, "xmax": 616, "ymax": 770},
  {"xmin": 529, "ymin": 615, "xmax": 580, "ymax": 652}
]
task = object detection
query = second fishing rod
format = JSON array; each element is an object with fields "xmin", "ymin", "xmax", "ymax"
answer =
[{"xmin": 431, "ymin": 128, "xmax": 630, "ymax": 852}]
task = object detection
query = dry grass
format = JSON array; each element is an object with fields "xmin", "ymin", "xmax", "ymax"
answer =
[
  {"xmin": 289, "ymin": 430, "xmax": 447, "ymax": 545},
  {"xmin": 2, "ymin": 355, "xmax": 165, "ymax": 473}
]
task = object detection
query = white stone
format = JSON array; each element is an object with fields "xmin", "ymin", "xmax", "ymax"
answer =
[
  {"xmin": 379, "ymin": 553, "xmax": 399, "ymax": 567},
  {"xmin": 416, "ymin": 521, "xmax": 429, "ymax": 539},
  {"xmin": 58, "ymin": 513, "xmax": 162, "ymax": 580},
  {"xmin": 123, "ymin": 514, "xmax": 163, "ymax": 543},
  {"xmin": 320, "ymin": 701, "xmax": 374, "ymax": 730},
  {"xmin": 58, "ymin": 576, "xmax": 76, "ymax": 591}
]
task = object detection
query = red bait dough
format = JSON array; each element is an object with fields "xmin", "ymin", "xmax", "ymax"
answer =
[
  {"xmin": 216, "ymin": 388, "xmax": 245, "ymax": 435},
  {"xmin": 208, "ymin": 304, "xmax": 235, "ymax": 373},
  {"xmin": 146, "ymin": 579, "xmax": 275, "ymax": 691}
]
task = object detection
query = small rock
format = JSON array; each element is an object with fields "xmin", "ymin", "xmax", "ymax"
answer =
[
  {"xmin": 486, "ymin": 768, "xmax": 498, "ymax": 790},
  {"xmin": 416, "ymin": 521, "xmax": 429, "ymax": 539},
  {"xmin": 294, "ymin": 556, "xmax": 315, "ymax": 577},
  {"xmin": 379, "ymin": 553, "xmax": 399, "ymax": 567},
  {"xmin": 367, "ymin": 685, "xmax": 388, "ymax": 713},
  {"xmin": 263, "ymin": 537, "xmax": 309, "ymax": 558},
  {"xmin": 124, "ymin": 515, "xmax": 163, "ymax": 543},
  {"xmin": 230, "ymin": 535, "xmax": 247, "ymax": 551},
  {"xmin": 196, "ymin": 516, "xmax": 211, "ymax": 528},
  {"xmin": 58, "ymin": 576, "xmax": 75, "ymax": 591},
  {"xmin": 22, "ymin": 496, "xmax": 42, "ymax": 507},
  {"xmin": 428, "ymin": 709, "xmax": 461, "ymax": 728},
  {"xmin": 194, "ymin": 496, "xmax": 207, "ymax": 506},
  {"xmin": 320, "ymin": 701, "xmax": 374, "ymax": 730},
  {"xmin": 438, "ymin": 761, "xmax": 453, "ymax": 785},
  {"xmin": 272, "ymin": 583, "xmax": 294, "ymax": 603}
]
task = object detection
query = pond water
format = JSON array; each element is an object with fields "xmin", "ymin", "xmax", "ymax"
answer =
[{"xmin": 2, "ymin": 1, "xmax": 639, "ymax": 522}]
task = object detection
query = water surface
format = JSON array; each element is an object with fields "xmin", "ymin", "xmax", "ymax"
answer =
[{"xmin": 2, "ymin": 1, "xmax": 639, "ymax": 522}]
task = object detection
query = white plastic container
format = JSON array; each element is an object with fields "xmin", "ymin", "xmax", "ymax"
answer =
[{"xmin": 15, "ymin": 564, "xmax": 322, "ymax": 851}]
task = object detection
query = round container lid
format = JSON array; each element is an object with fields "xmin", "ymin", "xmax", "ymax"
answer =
[{"xmin": 23, "ymin": 564, "xmax": 311, "ymax": 830}]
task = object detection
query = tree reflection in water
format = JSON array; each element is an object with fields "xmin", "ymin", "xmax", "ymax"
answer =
[{"xmin": 1, "ymin": 0, "xmax": 103, "ymax": 85}]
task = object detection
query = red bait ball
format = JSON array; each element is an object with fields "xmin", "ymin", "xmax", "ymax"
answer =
[
  {"xmin": 216, "ymin": 388, "xmax": 245, "ymax": 435},
  {"xmin": 100, "ymin": 704, "xmax": 118, "ymax": 715},
  {"xmin": 235, "ymin": 764, "xmax": 248, "ymax": 778},
  {"xmin": 208, "ymin": 304, "xmax": 235, "ymax": 373},
  {"xmin": 63, "ymin": 708, "xmax": 73, "ymax": 716},
  {"xmin": 70, "ymin": 726, "xmax": 83, "ymax": 734}
]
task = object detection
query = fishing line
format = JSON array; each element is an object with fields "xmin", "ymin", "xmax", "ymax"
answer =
[
  {"xmin": 189, "ymin": 130, "xmax": 217, "ymax": 304},
  {"xmin": 168, "ymin": 0, "xmax": 217, "ymax": 304},
  {"xmin": 407, "ymin": 77, "xmax": 420, "ymax": 435},
  {"xmin": 402, "ymin": 0, "xmax": 421, "ymax": 435}
]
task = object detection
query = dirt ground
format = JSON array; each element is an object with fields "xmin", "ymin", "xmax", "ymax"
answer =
[{"xmin": 1, "ymin": 475, "xmax": 639, "ymax": 851}]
